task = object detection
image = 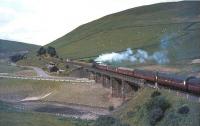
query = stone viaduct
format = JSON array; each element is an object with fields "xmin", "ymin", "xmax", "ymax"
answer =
[{"xmin": 68, "ymin": 63, "xmax": 145, "ymax": 99}]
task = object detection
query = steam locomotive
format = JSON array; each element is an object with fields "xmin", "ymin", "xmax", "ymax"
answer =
[{"xmin": 68, "ymin": 60, "xmax": 200, "ymax": 95}]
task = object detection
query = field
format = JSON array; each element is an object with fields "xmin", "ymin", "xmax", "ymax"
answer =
[
  {"xmin": 48, "ymin": 1, "xmax": 200, "ymax": 64},
  {"xmin": 0, "ymin": 78, "xmax": 112, "ymax": 108},
  {"xmin": 0, "ymin": 101, "xmax": 92, "ymax": 126},
  {"xmin": 0, "ymin": 61, "xmax": 28, "ymax": 73}
]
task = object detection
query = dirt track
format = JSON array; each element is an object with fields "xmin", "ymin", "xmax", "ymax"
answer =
[{"xmin": 31, "ymin": 66, "xmax": 50, "ymax": 77}]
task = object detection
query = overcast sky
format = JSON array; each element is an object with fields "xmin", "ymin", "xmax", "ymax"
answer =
[{"xmin": 0, "ymin": 0, "xmax": 179, "ymax": 45}]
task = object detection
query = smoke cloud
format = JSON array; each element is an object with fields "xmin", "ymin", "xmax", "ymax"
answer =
[
  {"xmin": 95, "ymin": 34, "xmax": 173, "ymax": 65},
  {"xmin": 95, "ymin": 48, "xmax": 169, "ymax": 64}
]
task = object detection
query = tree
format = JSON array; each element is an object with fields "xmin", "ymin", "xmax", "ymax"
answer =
[
  {"xmin": 10, "ymin": 54, "xmax": 25, "ymax": 62},
  {"xmin": 47, "ymin": 46, "xmax": 57, "ymax": 57},
  {"xmin": 37, "ymin": 47, "xmax": 46, "ymax": 56}
]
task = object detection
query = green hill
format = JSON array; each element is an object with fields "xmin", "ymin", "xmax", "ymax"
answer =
[
  {"xmin": 114, "ymin": 87, "xmax": 200, "ymax": 126},
  {"xmin": 48, "ymin": 1, "xmax": 200, "ymax": 63},
  {"xmin": 0, "ymin": 39, "xmax": 40, "ymax": 59},
  {"xmin": 0, "ymin": 39, "xmax": 40, "ymax": 53}
]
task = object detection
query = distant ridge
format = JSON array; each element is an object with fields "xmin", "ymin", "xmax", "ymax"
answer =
[
  {"xmin": 0, "ymin": 39, "xmax": 40, "ymax": 53},
  {"xmin": 0, "ymin": 39, "xmax": 40, "ymax": 58}
]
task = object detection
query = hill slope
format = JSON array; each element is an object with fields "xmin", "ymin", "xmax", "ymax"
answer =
[
  {"xmin": 0, "ymin": 39, "xmax": 40, "ymax": 58},
  {"xmin": 48, "ymin": 1, "xmax": 200, "ymax": 63},
  {"xmin": 114, "ymin": 87, "xmax": 200, "ymax": 126}
]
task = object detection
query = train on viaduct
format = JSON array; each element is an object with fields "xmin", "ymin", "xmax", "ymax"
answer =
[{"xmin": 66, "ymin": 60, "xmax": 200, "ymax": 100}]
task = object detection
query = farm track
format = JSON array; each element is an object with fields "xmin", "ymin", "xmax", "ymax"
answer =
[
  {"xmin": 0, "ymin": 74, "xmax": 95, "ymax": 83},
  {"xmin": 0, "ymin": 65, "xmax": 94, "ymax": 83}
]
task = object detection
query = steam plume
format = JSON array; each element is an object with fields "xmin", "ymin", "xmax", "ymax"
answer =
[{"xmin": 95, "ymin": 48, "xmax": 169, "ymax": 64}]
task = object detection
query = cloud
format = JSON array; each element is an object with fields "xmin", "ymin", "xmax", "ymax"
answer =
[{"xmin": 0, "ymin": 0, "xmax": 179, "ymax": 45}]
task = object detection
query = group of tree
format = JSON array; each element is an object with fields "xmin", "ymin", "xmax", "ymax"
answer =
[
  {"xmin": 37, "ymin": 46, "xmax": 57, "ymax": 57},
  {"xmin": 9, "ymin": 53, "xmax": 26, "ymax": 62}
]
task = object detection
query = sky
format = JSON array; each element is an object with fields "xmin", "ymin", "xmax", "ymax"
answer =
[{"xmin": 0, "ymin": 0, "xmax": 180, "ymax": 45}]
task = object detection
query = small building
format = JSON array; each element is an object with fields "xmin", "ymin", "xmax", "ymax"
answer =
[{"xmin": 47, "ymin": 62, "xmax": 59, "ymax": 72}]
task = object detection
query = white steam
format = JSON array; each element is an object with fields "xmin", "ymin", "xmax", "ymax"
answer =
[
  {"xmin": 95, "ymin": 34, "xmax": 174, "ymax": 65},
  {"xmin": 95, "ymin": 48, "xmax": 169, "ymax": 64}
]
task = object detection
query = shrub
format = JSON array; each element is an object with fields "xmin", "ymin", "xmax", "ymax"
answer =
[
  {"xmin": 37, "ymin": 46, "xmax": 46, "ymax": 56},
  {"xmin": 65, "ymin": 65, "xmax": 69, "ymax": 69},
  {"xmin": 47, "ymin": 46, "xmax": 57, "ymax": 57},
  {"xmin": 177, "ymin": 105, "xmax": 189, "ymax": 114},
  {"xmin": 146, "ymin": 96, "xmax": 171, "ymax": 125},
  {"xmin": 95, "ymin": 116, "xmax": 129, "ymax": 126},
  {"xmin": 9, "ymin": 54, "xmax": 25, "ymax": 62},
  {"xmin": 146, "ymin": 96, "xmax": 170, "ymax": 112},
  {"xmin": 108, "ymin": 106, "xmax": 114, "ymax": 111},
  {"xmin": 149, "ymin": 107, "xmax": 164, "ymax": 126},
  {"xmin": 88, "ymin": 59, "xmax": 94, "ymax": 63},
  {"xmin": 95, "ymin": 116, "xmax": 117, "ymax": 126},
  {"xmin": 151, "ymin": 91, "xmax": 161, "ymax": 98},
  {"xmin": 60, "ymin": 58, "xmax": 63, "ymax": 61},
  {"xmin": 127, "ymin": 111, "xmax": 135, "ymax": 118}
]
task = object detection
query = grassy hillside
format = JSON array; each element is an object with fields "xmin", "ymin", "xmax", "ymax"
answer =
[
  {"xmin": 0, "ymin": 39, "xmax": 40, "ymax": 58},
  {"xmin": 48, "ymin": 1, "xmax": 200, "ymax": 63},
  {"xmin": 114, "ymin": 87, "xmax": 200, "ymax": 126}
]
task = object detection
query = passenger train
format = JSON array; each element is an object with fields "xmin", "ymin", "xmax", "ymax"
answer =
[{"xmin": 68, "ymin": 60, "xmax": 200, "ymax": 95}]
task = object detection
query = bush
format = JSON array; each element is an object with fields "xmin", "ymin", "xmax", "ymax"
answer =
[
  {"xmin": 177, "ymin": 105, "xmax": 189, "ymax": 114},
  {"xmin": 88, "ymin": 59, "xmax": 94, "ymax": 63},
  {"xmin": 95, "ymin": 116, "xmax": 117, "ymax": 126},
  {"xmin": 145, "ymin": 96, "xmax": 171, "ymax": 125},
  {"xmin": 146, "ymin": 96, "xmax": 170, "ymax": 112},
  {"xmin": 65, "ymin": 65, "xmax": 69, "ymax": 69},
  {"xmin": 47, "ymin": 46, "xmax": 57, "ymax": 57},
  {"xmin": 149, "ymin": 107, "xmax": 164, "ymax": 126},
  {"xmin": 108, "ymin": 106, "xmax": 114, "ymax": 111},
  {"xmin": 37, "ymin": 46, "xmax": 46, "ymax": 56},
  {"xmin": 95, "ymin": 116, "xmax": 129, "ymax": 126},
  {"xmin": 9, "ymin": 54, "xmax": 25, "ymax": 62},
  {"xmin": 151, "ymin": 91, "xmax": 161, "ymax": 98},
  {"xmin": 127, "ymin": 111, "xmax": 135, "ymax": 118}
]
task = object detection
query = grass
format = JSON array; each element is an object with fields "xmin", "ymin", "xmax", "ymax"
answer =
[
  {"xmin": 14, "ymin": 70, "xmax": 37, "ymax": 76},
  {"xmin": 44, "ymin": 84, "xmax": 111, "ymax": 108},
  {"xmin": 47, "ymin": 1, "xmax": 200, "ymax": 63},
  {"xmin": 0, "ymin": 78, "xmax": 112, "ymax": 108},
  {"xmin": 114, "ymin": 87, "xmax": 200, "ymax": 126},
  {"xmin": 0, "ymin": 78, "xmax": 60, "ymax": 101},
  {"xmin": 0, "ymin": 79, "xmax": 111, "ymax": 126},
  {"xmin": 0, "ymin": 111, "xmax": 76, "ymax": 126},
  {"xmin": 0, "ymin": 101, "xmax": 92, "ymax": 126},
  {"xmin": 0, "ymin": 61, "xmax": 29, "ymax": 73}
]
